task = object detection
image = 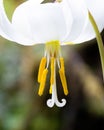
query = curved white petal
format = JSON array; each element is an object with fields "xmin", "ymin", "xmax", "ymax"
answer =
[
  {"xmin": 63, "ymin": 0, "xmax": 88, "ymax": 42},
  {"xmin": 12, "ymin": 3, "xmax": 72, "ymax": 43},
  {"xmin": 0, "ymin": 0, "xmax": 15, "ymax": 41},
  {"xmin": 59, "ymin": 0, "xmax": 73, "ymax": 41},
  {"xmin": 85, "ymin": 0, "xmax": 104, "ymax": 29},
  {"xmin": 12, "ymin": 1, "xmax": 36, "ymax": 43},
  {"xmin": 72, "ymin": 19, "xmax": 95, "ymax": 43},
  {"xmin": 73, "ymin": 0, "xmax": 104, "ymax": 43},
  {"xmin": 0, "ymin": 0, "xmax": 37, "ymax": 45}
]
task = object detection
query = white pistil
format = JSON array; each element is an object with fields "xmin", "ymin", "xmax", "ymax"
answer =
[{"xmin": 47, "ymin": 59, "xmax": 66, "ymax": 108}]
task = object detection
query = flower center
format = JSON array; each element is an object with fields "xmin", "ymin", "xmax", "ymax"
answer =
[{"xmin": 37, "ymin": 40, "xmax": 68, "ymax": 107}]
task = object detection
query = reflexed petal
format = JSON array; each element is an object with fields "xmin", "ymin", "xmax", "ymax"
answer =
[
  {"xmin": 12, "ymin": 3, "xmax": 71, "ymax": 43},
  {"xmin": 0, "ymin": 0, "xmax": 37, "ymax": 45},
  {"xmin": 73, "ymin": 0, "xmax": 104, "ymax": 43},
  {"xmin": 12, "ymin": 1, "xmax": 35, "ymax": 42},
  {"xmin": 63, "ymin": 0, "xmax": 88, "ymax": 42},
  {"xmin": 85, "ymin": 0, "xmax": 104, "ymax": 29},
  {"xmin": 59, "ymin": 0, "xmax": 73, "ymax": 41},
  {"xmin": 72, "ymin": 19, "xmax": 95, "ymax": 43},
  {"xmin": 0, "ymin": 0, "xmax": 15, "ymax": 41}
]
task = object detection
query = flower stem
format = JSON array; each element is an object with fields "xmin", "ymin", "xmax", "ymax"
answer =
[{"xmin": 89, "ymin": 12, "xmax": 104, "ymax": 79}]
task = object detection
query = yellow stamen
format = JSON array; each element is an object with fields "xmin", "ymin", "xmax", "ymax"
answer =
[
  {"xmin": 50, "ymin": 57, "xmax": 55, "ymax": 94},
  {"xmin": 38, "ymin": 69, "xmax": 48, "ymax": 96},
  {"xmin": 38, "ymin": 57, "xmax": 46, "ymax": 83},
  {"xmin": 49, "ymin": 85, "xmax": 52, "ymax": 94},
  {"xmin": 60, "ymin": 58, "xmax": 65, "ymax": 72},
  {"xmin": 50, "ymin": 57, "xmax": 55, "ymax": 85},
  {"xmin": 59, "ymin": 58, "xmax": 68, "ymax": 95}
]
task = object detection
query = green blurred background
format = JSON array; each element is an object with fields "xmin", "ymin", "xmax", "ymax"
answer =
[{"xmin": 0, "ymin": 0, "xmax": 104, "ymax": 130}]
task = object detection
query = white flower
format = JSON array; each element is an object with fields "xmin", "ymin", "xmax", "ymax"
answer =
[{"xmin": 0, "ymin": 0, "xmax": 104, "ymax": 107}]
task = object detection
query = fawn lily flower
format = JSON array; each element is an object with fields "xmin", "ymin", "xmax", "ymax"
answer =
[{"xmin": 0, "ymin": 0, "xmax": 104, "ymax": 107}]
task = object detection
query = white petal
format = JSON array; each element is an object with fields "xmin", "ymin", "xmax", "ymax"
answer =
[
  {"xmin": 0, "ymin": 0, "xmax": 15, "ymax": 41},
  {"xmin": 12, "ymin": 1, "xmax": 35, "ymax": 42},
  {"xmin": 85, "ymin": 0, "xmax": 104, "ymax": 29},
  {"xmin": 72, "ymin": 19, "xmax": 95, "ymax": 43},
  {"xmin": 59, "ymin": 0, "xmax": 73, "ymax": 41},
  {"xmin": 73, "ymin": 0, "xmax": 104, "ymax": 43},
  {"xmin": 12, "ymin": 3, "xmax": 70, "ymax": 43},
  {"xmin": 63, "ymin": 0, "xmax": 88, "ymax": 42},
  {"xmin": 0, "ymin": 0, "xmax": 36, "ymax": 45}
]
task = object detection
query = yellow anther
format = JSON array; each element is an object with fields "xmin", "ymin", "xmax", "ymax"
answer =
[
  {"xmin": 59, "ymin": 58, "xmax": 68, "ymax": 95},
  {"xmin": 60, "ymin": 58, "xmax": 65, "ymax": 72},
  {"xmin": 59, "ymin": 69, "xmax": 68, "ymax": 95},
  {"xmin": 50, "ymin": 57, "xmax": 55, "ymax": 85},
  {"xmin": 38, "ymin": 69, "xmax": 48, "ymax": 96},
  {"xmin": 49, "ymin": 85, "xmax": 52, "ymax": 94},
  {"xmin": 38, "ymin": 57, "xmax": 47, "ymax": 83}
]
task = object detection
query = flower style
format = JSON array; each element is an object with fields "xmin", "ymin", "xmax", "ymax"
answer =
[{"xmin": 0, "ymin": 0, "xmax": 104, "ymax": 107}]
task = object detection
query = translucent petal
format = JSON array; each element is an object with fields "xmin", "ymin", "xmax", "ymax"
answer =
[
  {"xmin": 0, "ymin": 0, "xmax": 36, "ymax": 45},
  {"xmin": 0, "ymin": 0, "xmax": 15, "ymax": 41},
  {"xmin": 73, "ymin": 0, "xmax": 104, "ymax": 43},
  {"xmin": 72, "ymin": 19, "xmax": 94, "ymax": 43},
  {"xmin": 59, "ymin": 0, "xmax": 73, "ymax": 41},
  {"xmin": 12, "ymin": 1, "xmax": 35, "ymax": 42},
  {"xmin": 63, "ymin": 0, "xmax": 88, "ymax": 42},
  {"xmin": 12, "ymin": 3, "xmax": 71, "ymax": 43},
  {"xmin": 85, "ymin": 0, "xmax": 104, "ymax": 29}
]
